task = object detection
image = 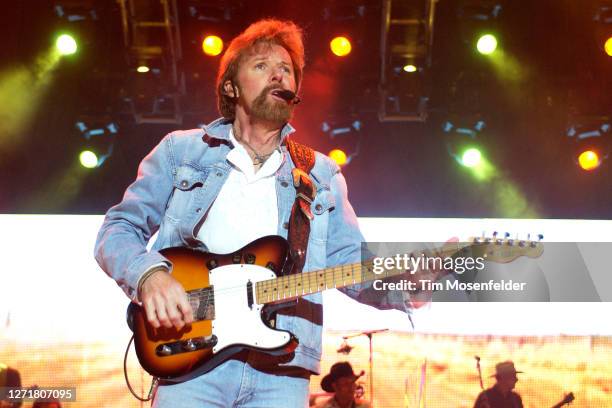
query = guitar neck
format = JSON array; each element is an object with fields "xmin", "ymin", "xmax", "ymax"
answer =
[
  {"xmin": 550, "ymin": 392, "xmax": 574, "ymax": 408},
  {"xmin": 254, "ymin": 242, "xmax": 472, "ymax": 305}
]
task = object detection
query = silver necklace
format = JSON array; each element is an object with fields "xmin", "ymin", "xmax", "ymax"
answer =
[{"xmin": 233, "ymin": 125, "xmax": 280, "ymax": 166}]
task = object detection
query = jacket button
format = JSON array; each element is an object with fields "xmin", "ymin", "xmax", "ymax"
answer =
[
  {"xmin": 195, "ymin": 208, "xmax": 202, "ymax": 213},
  {"xmin": 280, "ymin": 181, "xmax": 289, "ymax": 187},
  {"xmin": 283, "ymin": 222, "xmax": 289, "ymax": 229},
  {"xmin": 315, "ymin": 204, "xmax": 323, "ymax": 212},
  {"xmin": 180, "ymin": 180, "xmax": 188, "ymax": 188},
  {"xmin": 216, "ymin": 172, "xmax": 223, "ymax": 177}
]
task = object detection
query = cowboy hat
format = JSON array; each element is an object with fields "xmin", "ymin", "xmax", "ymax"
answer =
[
  {"xmin": 491, "ymin": 361, "xmax": 523, "ymax": 377},
  {"xmin": 321, "ymin": 362, "xmax": 365, "ymax": 392}
]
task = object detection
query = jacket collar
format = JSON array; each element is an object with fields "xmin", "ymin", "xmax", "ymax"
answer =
[{"xmin": 202, "ymin": 117, "xmax": 296, "ymax": 143}]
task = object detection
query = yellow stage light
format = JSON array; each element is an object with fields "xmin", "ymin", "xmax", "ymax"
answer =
[
  {"xmin": 329, "ymin": 149, "xmax": 348, "ymax": 166},
  {"xmin": 330, "ymin": 36, "xmax": 352, "ymax": 57},
  {"xmin": 202, "ymin": 35, "xmax": 224, "ymax": 56},
  {"xmin": 578, "ymin": 150, "xmax": 600, "ymax": 171}
]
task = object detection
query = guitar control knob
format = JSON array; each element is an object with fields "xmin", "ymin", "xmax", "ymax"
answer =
[
  {"xmin": 183, "ymin": 339, "xmax": 196, "ymax": 351},
  {"xmin": 158, "ymin": 345, "xmax": 172, "ymax": 356}
]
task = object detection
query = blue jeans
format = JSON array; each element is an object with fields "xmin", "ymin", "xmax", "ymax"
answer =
[{"xmin": 152, "ymin": 353, "xmax": 310, "ymax": 408}]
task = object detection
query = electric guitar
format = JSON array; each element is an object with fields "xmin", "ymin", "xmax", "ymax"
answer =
[{"xmin": 127, "ymin": 235, "xmax": 543, "ymax": 382}]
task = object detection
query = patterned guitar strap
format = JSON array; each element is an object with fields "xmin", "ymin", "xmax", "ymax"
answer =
[
  {"xmin": 285, "ymin": 138, "xmax": 316, "ymax": 274},
  {"xmin": 261, "ymin": 139, "xmax": 318, "ymax": 337}
]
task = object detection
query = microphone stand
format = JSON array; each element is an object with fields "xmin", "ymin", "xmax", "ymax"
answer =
[{"xmin": 341, "ymin": 328, "xmax": 389, "ymax": 407}]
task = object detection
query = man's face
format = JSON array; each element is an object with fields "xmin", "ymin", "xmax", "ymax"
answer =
[
  {"xmin": 497, "ymin": 373, "xmax": 518, "ymax": 391},
  {"xmin": 332, "ymin": 376, "xmax": 357, "ymax": 401},
  {"xmin": 232, "ymin": 43, "xmax": 297, "ymax": 123}
]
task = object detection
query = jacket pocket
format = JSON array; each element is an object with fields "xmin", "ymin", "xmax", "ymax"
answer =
[
  {"xmin": 309, "ymin": 190, "xmax": 335, "ymax": 244},
  {"xmin": 165, "ymin": 164, "xmax": 209, "ymax": 221}
]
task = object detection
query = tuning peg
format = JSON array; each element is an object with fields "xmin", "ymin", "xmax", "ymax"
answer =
[
  {"xmin": 492, "ymin": 231, "xmax": 503, "ymax": 245},
  {"xmin": 504, "ymin": 232, "xmax": 510, "ymax": 238},
  {"xmin": 538, "ymin": 234, "xmax": 544, "ymax": 241}
]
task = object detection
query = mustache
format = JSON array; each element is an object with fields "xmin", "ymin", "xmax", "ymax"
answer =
[
  {"xmin": 260, "ymin": 85, "xmax": 300, "ymax": 104},
  {"xmin": 261, "ymin": 85, "xmax": 284, "ymax": 95}
]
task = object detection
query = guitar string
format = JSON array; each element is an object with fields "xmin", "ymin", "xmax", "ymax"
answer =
[
  {"xmin": 180, "ymin": 242, "xmax": 514, "ymax": 319},
  {"xmin": 184, "ymin": 262, "xmax": 369, "ymax": 306},
  {"xmin": 181, "ymin": 241, "xmax": 479, "ymax": 300},
  {"xmin": 184, "ymin": 241, "xmax": 513, "ymax": 300},
  {"xmin": 188, "ymin": 262, "xmax": 365, "ymax": 297},
  {"xmin": 183, "ymin": 263, "xmax": 403, "ymax": 321}
]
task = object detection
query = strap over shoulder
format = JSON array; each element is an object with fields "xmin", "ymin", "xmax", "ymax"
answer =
[
  {"xmin": 286, "ymin": 139, "xmax": 315, "ymax": 174},
  {"xmin": 284, "ymin": 138, "xmax": 317, "ymax": 275}
]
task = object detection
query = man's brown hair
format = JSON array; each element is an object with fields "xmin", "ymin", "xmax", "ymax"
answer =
[{"xmin": 216, "ymin": 19, "xmax": 305, "ymax": 120}]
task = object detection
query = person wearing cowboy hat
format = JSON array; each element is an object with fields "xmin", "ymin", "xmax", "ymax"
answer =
[
  {"xmin": 474, "ymin": 361, "xmax": 524, "ymax": 408},
  {"xmin": 315, "ymin": 362, "xmax": 370, "ymax": 408}
]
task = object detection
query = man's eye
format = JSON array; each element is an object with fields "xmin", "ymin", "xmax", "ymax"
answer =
[
  {"xmin": 283, "ymin": 66, "xmax": 292, "ymax": 73},
  {"xmin": 255, "ymin": 63, "xmax": 266, "ymax": 69}
]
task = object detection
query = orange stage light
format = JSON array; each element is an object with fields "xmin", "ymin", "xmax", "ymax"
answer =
[
  {"xmin": 202, "ymin": 35, "xmax": 223, "ymax": 56},
  {"xmin": 329, "ymin": 149, "xmax": 348, "ymax": 166},
  {"xmin": 330, "ymin": 36, "xmax": 352, "ymax": 57},
  {"xmin": 578, "ymin": 150, "xmax": 601, "ymax": 171}
]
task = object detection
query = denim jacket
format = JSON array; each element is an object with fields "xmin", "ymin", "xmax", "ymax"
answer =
[{"xmin": 94, "ymin": 117, "xmax": 408, "ymax": 374}]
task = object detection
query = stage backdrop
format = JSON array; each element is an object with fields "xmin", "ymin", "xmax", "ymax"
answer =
[{"xmin": 1, "ymin": 215, "xmax": 611, "ymax": 407}]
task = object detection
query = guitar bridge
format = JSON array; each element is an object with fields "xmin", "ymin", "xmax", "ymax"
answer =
[{"xmin": 155, "ymin": 335, "xmax": 218, "ymax": 357}]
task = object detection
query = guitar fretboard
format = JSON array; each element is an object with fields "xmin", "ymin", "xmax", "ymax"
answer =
[{"xmin": 254, "ymin": 242, "xmax": 475, "ymax": 304}]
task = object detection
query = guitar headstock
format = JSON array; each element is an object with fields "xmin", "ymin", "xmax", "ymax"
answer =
[
  {"xmin": 467, "ymin": 232, "xmax": 544, "ymax": 263},
  {"xmin": 561, "ymin": 392, "xmax": 575, "ymax": 405}
]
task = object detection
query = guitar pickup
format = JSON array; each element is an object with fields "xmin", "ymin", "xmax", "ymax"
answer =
[{"xmin": 155, "ymin": 335, "xmax": 218, "ymax": 357}]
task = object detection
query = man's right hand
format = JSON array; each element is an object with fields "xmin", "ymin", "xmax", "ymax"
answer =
[{"xmin": 139, "ymin": 270, "xmax": 194, "ymax": 330}]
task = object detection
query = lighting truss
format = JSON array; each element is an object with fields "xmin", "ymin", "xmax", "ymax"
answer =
[{"xmin": 379, "ymin": 0, "xmax": 437, "ymax": 122}]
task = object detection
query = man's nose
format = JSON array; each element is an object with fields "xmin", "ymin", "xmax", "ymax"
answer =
[{"xmin": 270, "ymin": 66, "xmax": 285, "ymax": 83}]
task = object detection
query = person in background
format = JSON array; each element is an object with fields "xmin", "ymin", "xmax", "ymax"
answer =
[
  {"xmin": 316, "ymin": 362, "xmax": 371, "ymax": 408},
  {"xmin": 474, "ymin": 361, "xmax": 523, "ymax": 408}
]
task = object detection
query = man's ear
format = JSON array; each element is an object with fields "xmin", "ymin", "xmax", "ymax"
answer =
[{"xmin": 223, "ymin": 80, "xmax": 239, "ymax": 98}]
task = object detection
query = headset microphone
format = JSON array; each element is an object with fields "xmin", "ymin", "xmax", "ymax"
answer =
[{"xmin": 272, "ymin": 89, "xmax": 301, "ymax": 104}]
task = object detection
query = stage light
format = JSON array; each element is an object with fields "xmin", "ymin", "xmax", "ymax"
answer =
[
  {"xmin": 202, "ymin": 35, "xmax": 223, "ymax": 56},
  {"xmin": 403, "ymin": 64, "xmax": 417, "ymax": 73},
  {"xmin": 476, "ymin": 34, "xmax": 497, "ymax": 55},
  {"xmin": 577, "ymin": 150, "xmax": 601, "ymax": 171},
  {"xmin": 461, "ymin": 148, "xmax": 482, "ymax": 168},
  {"xmin": 567, "ymin": 117, "xmax": 610, "ymax": 172},
  {"xmin": 75, "ymin": 120, "xmax": 117, "ymax": 168},
  {"xmin": 136, "ymin": 65, "xmax": 150, "ymax": 73},
  {"xmin": 322, "ymin": 118, "xmax": 361, "ymax": 166},
  {"xmin": 605, "ymin": 37, "xmax": 612, "ymax": 57},
  {"xmin": 329, "ymin": 149, "xmax": 348, "ymax": 166},
  {"xmin": 330, "ymin": 36, "xmax": 352, "ymax": 57},
  {"xmin": 79, "ymin": 150, "xmax": 98, "ymax": 168},
  {"xmin": 56, "ymin": 34, "xmax": 78, "ymax": 55}
]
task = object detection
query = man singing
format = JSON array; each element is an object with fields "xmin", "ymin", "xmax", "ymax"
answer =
[{"xmin": 95, "ymin": 19, "xmax": 410, "ymax": 407}]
